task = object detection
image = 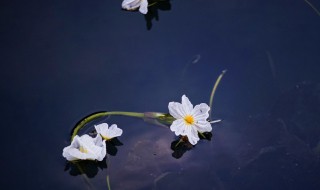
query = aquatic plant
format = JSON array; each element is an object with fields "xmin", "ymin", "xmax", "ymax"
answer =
[
  {"xmin": 168, "ymin": 95, "xmax": 212, "ymax": 145},
  {"xmin": 95, "ymin": 123, "xmax": 123, "ymax": 141},
  {"xmin": 63, "ymin": 70, "xmax": 226, "ymax": 162},
  {"xmin": 63, "ymin": 134, "xmax": 106, "ymax": 161}
]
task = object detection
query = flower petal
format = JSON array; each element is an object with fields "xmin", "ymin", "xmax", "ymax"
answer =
[
  {"xmin": 93, "ymin": 135, "xmax": 106, "ymax": 161},
  {"xmin": 70, "ymin": 148, "xmax": 97, "ymax": 160},
  {"xmin": 96, "ymin": 143, "xmax": 106, "ymax": 161},
  {"xmin": 168, "ymin": 102, "xmax": 185, "ymax": 119},
  {"xmin": 170, "ymin": 119, "xmax": 188, "ymax": 136},
  {"xmin": 194, "ymin": 120, "xmax": 212, "ymax": 132},
  {"xmin": 139, "ymin": 0, "xmax": 148, "ymax": 14},
  {"xmin": 95, "ymin": 123, "xmax": 123, "ymax": 139},
  {"xmin": 186, "ymin": 126, "xmax": 200, "ymax": 145},
  {"xmin": 108, "ymin": 124, "xmax": 123, "ymax": 138},
  {"xmin": 62, "ymin": 135, "xmax": 81, "ymax": 161},
  {"xmin": 181, "ymin": 95, "xmax": 193, "ymax": 113},
  {"xmin": 122, "ymin": 0, "xmax": 140, "ymax": 10},
  {"xmin": 192, "ymin": 103, "xmax": 210, "ymax": 120},
  {"xmin": 93, "ymin": 134, "xmax": 103, "ymax": 146},
  {"xmin": 95, "ymin": 123, "xmax": 109, "ymax": 135},
  {"xmin": 62, "ymin": 146, "xmax": 77, "ymax": 161},
  {"xmin": 83, "ymin": 135, "xmax": 106, "ymax": 161}
]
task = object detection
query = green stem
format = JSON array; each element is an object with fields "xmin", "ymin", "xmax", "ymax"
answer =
[
  {"xmin": 71, "ymin": 111, "xmax": 144, "ymax": 141},
  {"xmin": 175, "ymin": 138, "xmax": 183, "ymax": 148},
  {"xmin": 209, "ymin": 70, "xmax": 227, "ymax": 120},
  {"xmin": 148, "ymin": 2, "xmax": 158, "ymax": 7},
  {"xmin": 106, "ymin": 175, "xmax": 111, "ymax": 190},
  {"xmin": 198, "ymin": 132, "xmax": 206, "ymax": 139}
]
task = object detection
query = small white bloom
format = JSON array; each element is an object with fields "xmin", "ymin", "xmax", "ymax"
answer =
[
  {"xmin": 168, "ymin": 95, "xmax": 212, "ymax": 145},
  {"xmin": 95, "ymin": 123, "xmax": 123, "ymax": 140},
  {"xmin": 121, "ymin": 0, "xmax": 148, "ymax": 14},
  {"xmin": 62, "ymin": 134, "xmax": 106, "ymax": 161}
]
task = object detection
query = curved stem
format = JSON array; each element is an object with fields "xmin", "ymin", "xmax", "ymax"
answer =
[
  {"xmin": 209, "ymin": 70, "xmax": 227, "ymax": 120},
  {"xmin": 71, "ymin": 111, "xmax": 144, "ymax": 141}
]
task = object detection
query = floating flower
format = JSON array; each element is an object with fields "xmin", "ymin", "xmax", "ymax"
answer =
[
  {"xmin": 121, "ymin": 0, "xmax": 149, "ymax": 14},
  {"xmin": 95, "ymin": 123, "xmax": 123, "ymax": 140},
  {"xmin": 168, "ymin": 95, "xmax": 212, "ymax": 145},
  {"xmin": 62, "ymin": 134, "xmax": 106, "ymax": 161}
]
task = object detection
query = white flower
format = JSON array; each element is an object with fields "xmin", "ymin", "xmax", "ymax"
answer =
[
  {"xmin": 62, "ymin": 134, "xmax": 106, "ymax": 161},
  {"xmin": 121, "ymin": 0, "xmax": 148, "ymax": 14},
  {"xmin": 95, "ymin": 123, "xmax": 123, "ymax": 140},
  {"xmin": 168, "ymin": 95, "xmax": 212, "ymax": 145}
]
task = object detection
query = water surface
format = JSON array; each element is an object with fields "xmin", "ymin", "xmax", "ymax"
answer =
[{"xmin": 1, "ymin": 0, "xmax": 320, "ymax": 189}]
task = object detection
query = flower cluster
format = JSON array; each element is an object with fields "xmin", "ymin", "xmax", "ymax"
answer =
[
  {"xmin": 62, "ymin": 123, "xmax": 123, "ymax": 161},
  {"xmin": 62, "ymin": 94, "xmax": 219, "ymax": 161}
]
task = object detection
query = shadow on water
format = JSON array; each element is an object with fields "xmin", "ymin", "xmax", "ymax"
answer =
[
  {"xmin": 64, "ymin": 158, "xmax": 108, "ymax": 178},
  {"xmin": 145, "ymin": 0, "xmax": 171, "ymax": 30},
  {"xmin": 106, "ymin": 138, "xmax": 124, "ymax": 156},
  {"xmin": 171, "ymin": 132, "xmax": 212, "ymax": 159}
]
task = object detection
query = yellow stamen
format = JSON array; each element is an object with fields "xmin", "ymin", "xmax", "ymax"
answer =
[
  {"xmin": 79, "ymin": 146, "xmax": 88, "ymax": 153},
  {"xmin": 184, "ymin": 115, "xmax": 194, "ymax": 125}
]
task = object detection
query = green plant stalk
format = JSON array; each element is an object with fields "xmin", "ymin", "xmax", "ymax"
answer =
[
  {"xmin": 198, "ymin": 132, "xmax": 206, "ymax": 139},
  {"xmin": 209, "ymin": 70, "xmax": 227, "ymax": 120},
  {"xmin": 144, "ymin": 112, "xmax": 175, "ymax": 126},
  {"xmin": 71, "ymin": 111, "xmax": 145, "ymax": 141},
  {"xmin": 148, "ymin": 2, "xmax": 157, "ymax": 7},
  {"xmin": 106, "ymin": 175, "xmax": 111, "ymax": 190}
]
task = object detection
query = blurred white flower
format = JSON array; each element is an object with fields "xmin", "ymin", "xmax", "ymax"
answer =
[
  {"xmin": 62, "ymin": 134, "xmax": 106, "ymax": 161},
  {"xmin": 95, "ymin": 123, "xmax": 123, "ymax": 140},
  {"xmin": 168, "ymin": 95, "xmax": 212, "ymax": 145},
  {"xmin": 121, "ymin": 0, "xmax": 148, "ymax": 14}
]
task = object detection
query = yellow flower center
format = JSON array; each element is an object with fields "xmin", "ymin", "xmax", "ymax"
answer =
[
  {"xmin": 101, "ymin": 134, "xmax": 111, "ymax": 141},
  {"xmin": 79, "ymin": 146, "xmax": 88, "ymax": 153},
  {"xmin": 184, "ymin": 115, "xmax": 194, "ymax": 125}
]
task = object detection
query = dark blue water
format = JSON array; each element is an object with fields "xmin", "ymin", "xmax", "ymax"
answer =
[{"xmin": 1, "ymin": 0, "xmax": 320, "ymax": 189}]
